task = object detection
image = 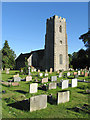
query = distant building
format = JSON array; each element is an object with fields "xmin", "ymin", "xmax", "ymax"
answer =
[{"xmin": 16, "ymin": 15, "xmax": 69, "ymax": 71}]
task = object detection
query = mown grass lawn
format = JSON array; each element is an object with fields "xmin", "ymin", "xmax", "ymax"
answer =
[{"xmin": 1, "ymin": 70, "xmax": 90, "ymax": 118}]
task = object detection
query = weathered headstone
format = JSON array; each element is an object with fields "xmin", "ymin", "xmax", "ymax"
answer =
[
  {"xmin": 12, "ymin": 82, "xmax": 19, "ymax": 86},
  {"xmin": 6, "ymin": 68, "xmax": 10, "ymax": 74},
  {"xmin": 34, "ymin": 68, "xmax": 36, "ymax": 72},
  {"xmin": 51, "ymin": 76, "xmax": 57, "ymax": 82},
  {"xmin": 38, "ymin": 69, "xmax": 40, "ymax": 72},
  {"xmin": 48, "ymin": 82, "xmax": 57, "ymax": 90},
  {"xmin": 49, "ymin": 68, "xmax": 53, "ymax": 73},
  {"xmin": 67, "ymin": 72, "xmax": 70, "ymax": 77},
  {"xmin": 81, "ymin": 71, "xmax": 84, "ymax": 75},
  {"xmin": 45, "ymin": 69, "xmax": 48, "ymax": 73},
  {"xmin": 71, "ymin": 79, "xmax": 77, "ymax": 87},
  {"xmin": 61, "ymin": 80, "xmax": 69, "ymax": 89},
  {"xmin": 58, "ymin": 72, "xmax": 62, "ymax": 78},
  {"xmin": 85, "ymin": 72, "xmax": 88, "ymax": 77},
  {"xmin": 28, "ymin": 67, "xmax": 31, "ymax": 75},
  {"xmin": 13, "ymin": 73, "xmax": 19, "ymax": 78},
  {"xmin": 29, "ymin": 83, "xmax": 38, "ymax": 93},
  {"xmin": 30, "ymin": 94, "xmax": 47, "ymax": 112},
  {"xmin": 39, "ymin": 73, "xmax": 43, "ymax": 77},
  {"xmin": 44, "ymin": 73, "xmax": 48, "ymax": 76},
  {"xmin": 78, "ymin": 71, "xmax": 80, "ymax": 75},
  {"xmin": 13, "ymin": 77, "xmax": 21, "ymax": 82},
  {"xmin": 57, "ymin": 91, "xmax": 70, "ymax": 104},
  {"xmin": 74, "ymin": 72, "xmax": 77, "ymax": 75},
  {"xmin": 26, "ymin": 76, "xmax": 32, "ymax": 81},
  {"xmin": 41, "ymin": 77, "xmax": 48, "ymax": 83}
]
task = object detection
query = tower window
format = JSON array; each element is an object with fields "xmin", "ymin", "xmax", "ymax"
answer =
[
  {"xmin": 60, "ymin": 40, "xmax": 62, "ymax": 44},
  {"xmin": 59, "ymin": 25, "xmax": 62, "ymax": 32},
  {"xmin": 59, "ymin": 54, "xmax": 63, "ymax": 64}
]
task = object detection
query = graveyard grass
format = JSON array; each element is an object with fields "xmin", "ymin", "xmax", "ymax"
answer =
[{"xmin": 1, "ymin": 70, "xmax": 90, "ymax": 118}]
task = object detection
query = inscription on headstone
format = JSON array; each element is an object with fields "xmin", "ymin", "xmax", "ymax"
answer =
[
  {"xmin": 57, "ymin": 91, "xmax": 70, "ymax": 104},
  {"xmin": 61, "ymin": 80, "xmax": 69, "ymax": 89},
  {"xmin": 71, "ymin": 78, "xmax": 77, "ymax": 87},
  {"xmin": 48, "ymin": 82, "xmax": 57, "ymax": 90},
  {"xmin": 51, "ymin": 76, "xmax": 57, "ymax": 82},
  {"xmin": 29, "ymin": 83, "xmax": 38, "ymax": 93},
  {"xmin": 30, "ymin": 94, "xmax": 47, "ymax": 112}
]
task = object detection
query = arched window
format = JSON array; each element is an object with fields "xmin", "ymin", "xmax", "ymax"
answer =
[
  {"xmin": 59, "ymin": 25, "xmax": 62, "ymax": 32},
  {"xmin": 59, "ymin": 54, "xmax": 63, "ymax": 64}
]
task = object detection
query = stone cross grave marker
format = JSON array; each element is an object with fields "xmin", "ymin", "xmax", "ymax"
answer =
[
  {"xmin": 48, "ymin": 82, "xmax": 57, "ymax": 90},
  {"xmin": 30, "ymin": 94, "xmax": 47, "ymax": 112},
  {"xmin": 61, "ymin": 80, "xmax": 69, "ymax": 89},
  {"xmin": 71, "ymin": 78, "xmax": 77, "ymax": 87},
  {"xmin": 57, "ymin": 91, "xmax": 70, "ymax": 104},
  {"xmin": 29, "ymin": 83, "xmax": 38, "ymax": 93},
  {"xmin": 26, "ymin": 76, "xmax": 32, "ymax": 81},
  {"xmin": 51, "ymin": 76, "xmax": 57, "ymax": 82},
  {"xmin": 41, "ymin": 77, "xmax": 48, "ymax": 83}
]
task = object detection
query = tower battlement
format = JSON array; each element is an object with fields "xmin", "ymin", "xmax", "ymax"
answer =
[{"xmin": 47, "ymin": 15, "xmax": 66, "ymax": 22}]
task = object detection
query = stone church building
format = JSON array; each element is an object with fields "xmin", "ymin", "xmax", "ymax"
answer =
[{"xmin": 16, "ymin": 15, "xmax": 69, "ymax": 71}]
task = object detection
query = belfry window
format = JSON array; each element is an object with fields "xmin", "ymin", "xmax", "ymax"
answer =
[
  {"xmin": 59, "ymin": 54, "xmax": 63, "ymax": 64},
  {"xmin": 59, "ymin": 25, "xmax": 62, "ymax": 32}
]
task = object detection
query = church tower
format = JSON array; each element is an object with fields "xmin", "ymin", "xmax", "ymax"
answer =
[{"xmin": 45, "ymin": 15, "xmax": 69, "ymax": 71}]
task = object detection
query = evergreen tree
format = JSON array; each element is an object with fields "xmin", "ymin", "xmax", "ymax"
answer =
[{"xmin": 2, "ymin": 40, "xmax": 16, "ymax": 69}]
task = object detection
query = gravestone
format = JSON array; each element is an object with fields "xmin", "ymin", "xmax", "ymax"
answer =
[
  {"xmin": 74, "ymin": 72, "xmax": 77, "ymax": 75},
  {"xmin": 45, "ymin": 69, "xmax": 48, "ymax": 73},
  {"xmin": 51, "ymin": 76, "xmax": 57, "ymax": 82},
  {"xmin": 58, "ymin": 72, "xmax": 62, "ymax": 78},
  {"xmin": 31, "ymin": 69, "xmax": 34, "ymax": 72},
  {"xmin": 45, "ymin": 73, "xmax": 48, "ymax": 76},
  {"xmin": 39, "ymin": 73, "xmax": 43, "ymax": 77},
  {"xmin": 81, "ymin": 71, "xmax": 84, "ymax": 75},
  {"xmin": 29, "ymin": 83, "xmax": 38, "ymax": 93},
  {"xmin": 49, "ymin": 68, "xmax": 53, "ymax": 73},
  {"xmin": 6, "ymin": 68, "xmax": 10, "ymax": 74},
  {"xmin": 21, "ymin": 69, "xmax": 23, "ymax": 72},
  {"xmin": 38, "ymin": 69, "xmax": 40, "ymax": 72},
  {"xmin": 1, "ymin": 82, "xmax": 10, "ymax": 86},
  {"xmin": 48, "ymin": 82, "xmax": 57, "ymax": 90},
  {"xmin": 13, "ymin": 77, "xmax": 21, "ymax": 82},
  {"xmin": 67, "ymin": 72, "xmax": 70, "ymax": 77},
  {"xmin": 57, "ymin": 91, "xmax": 70, "ymax": 104},
  {"xmin": 34, "ymin": 69, "xmax": 36, "ymax": 72},
  {"xmin": 71, "ymin": 79, "xmax": 77, "ymax": 87},
  {"xmin": 30, "ymin": 94, "xmax": 47, "ymax": 112},
  {"xmin": 61, "ymin": 80, "xmax": 69, "ymax": 89},
  {"xmin": 41, "ymin": 77, "xmax": 48, "ymax": 83},
  {"xmin": 12, "ymin": 82, "xmax": 19, "ymax": 86},
  {"xmin": 57, "ymin": 70, "xmax": 60, "ymax": 74},
  {"xmin": 26, "ymin": 76, "xmax": 32, "ymax": 81},
  {"xmin": 78, "ymin": 71, "xmax": 80, "ymax": 75},
  {"xmin": 85, "ymin": 72, "xmax": 88, "ymax": 77},
  {"xmin": 28, "ymin": 67, "xmax": 31, "ymax": 75},
  {"xmin": 13, "ymin": 74, "xmax": 19, "ymax": 78}
]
